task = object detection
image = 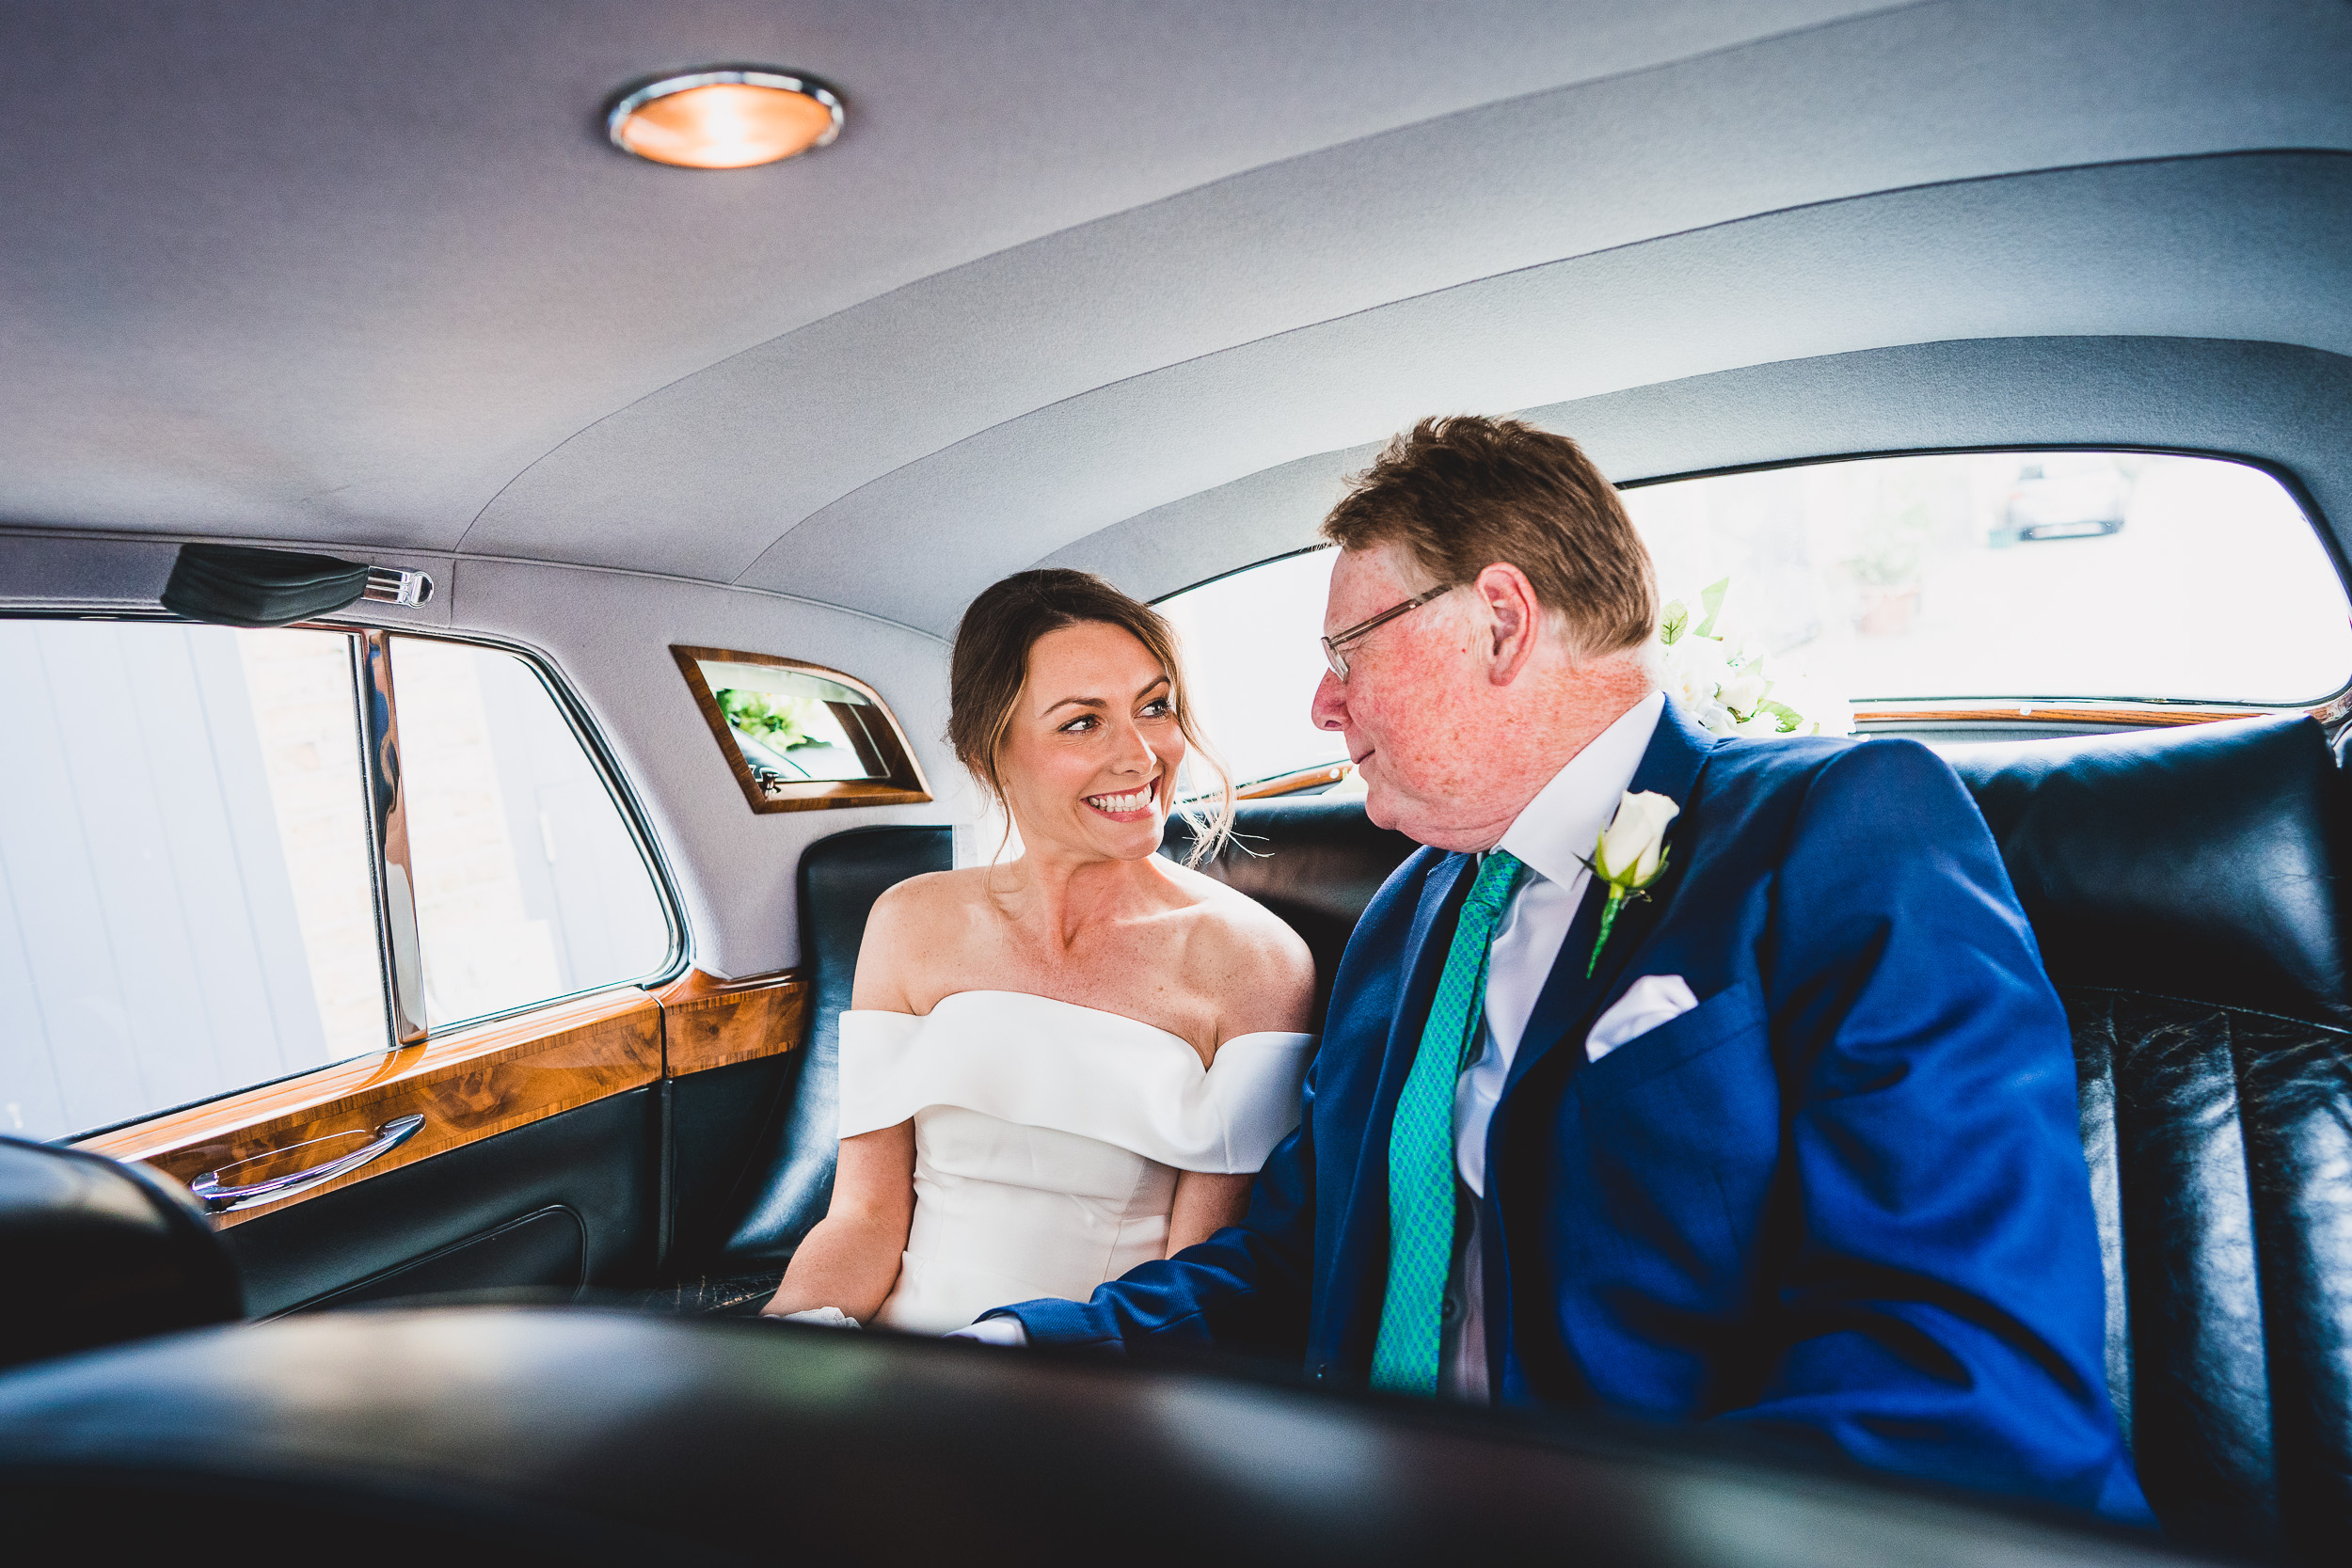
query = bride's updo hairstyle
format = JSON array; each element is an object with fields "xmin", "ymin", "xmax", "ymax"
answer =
[{"xmin": 949, "ymin": 568, "xmax": 1234, "ymax": 867}]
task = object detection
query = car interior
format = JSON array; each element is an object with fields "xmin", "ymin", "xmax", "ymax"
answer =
[{"xmin": 2, "ymin": 3, "xmax": 2348, "ymax": 1563}]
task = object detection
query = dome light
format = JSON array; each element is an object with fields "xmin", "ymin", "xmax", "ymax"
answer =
[{"xmin": 608, "ymin": 70, "xmax": 843, "ymax": 170}]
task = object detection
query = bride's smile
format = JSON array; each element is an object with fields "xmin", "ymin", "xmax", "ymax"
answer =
[
  {"xmin": 1083, "ymin": 784, "xmax": 1158, "ymax": 819},
  {"xmin": 1002, "ymin": 618, "xmax": 1189, "ymax": 859}
]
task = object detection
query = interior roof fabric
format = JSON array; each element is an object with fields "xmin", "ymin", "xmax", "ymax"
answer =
[{"xmin": 2, "ymin": 2, "xmax": 2348, "ymax": 631}]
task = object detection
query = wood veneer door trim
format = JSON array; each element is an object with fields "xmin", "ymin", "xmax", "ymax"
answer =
[
  {"xmin": 655, "ymin": 969, "xmax": 810, "ymax": 1077},
  {"xmin": 76, "ymin": 987, "xmax": 662, "ymax": 1227},
  {"xmin": 1235, "ymin": 761, "xmax": 1355, "ymax": 799},
  {"xmin": 1851, "ymin": 704, "xmax": 2268, "ymax": 729}
]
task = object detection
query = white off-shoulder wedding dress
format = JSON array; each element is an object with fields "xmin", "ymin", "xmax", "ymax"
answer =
[{"xmin": 836, "ymin": 990, "xmax": 1315, "ymax": 1334}]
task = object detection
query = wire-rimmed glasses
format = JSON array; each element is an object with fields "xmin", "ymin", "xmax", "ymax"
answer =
[{"xmin": 1320, "ymin": 583, "xmax": 1455, "ymax": 681}]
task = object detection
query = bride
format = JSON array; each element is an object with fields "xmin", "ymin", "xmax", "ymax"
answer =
[{"xmin": 762, "ymin": 568, "xmax": 1316, "ymax": 1333}]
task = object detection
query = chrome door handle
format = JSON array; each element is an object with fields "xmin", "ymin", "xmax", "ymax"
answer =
[{"xmin": 188, "ymin": 1115, "xmax": 425, "ymax": 1213}]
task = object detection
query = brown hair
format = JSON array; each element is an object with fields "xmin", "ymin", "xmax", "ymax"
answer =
[
  {"xmin": 948, "ymin": 568, "xmax": 1233, "ymax": 866},
  {"xmin": 1321, "ymin": 415, "xmax": 1656, "ymax": 658}
]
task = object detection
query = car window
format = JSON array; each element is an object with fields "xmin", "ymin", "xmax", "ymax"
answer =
[
  {"xmin": 672, "ymin": 646, "xmax": 932, "ymax": 814},
  {"xmin": 1160, "ymin": 549, "xmax": 1352, "ymax": 791},
  {"xmin": 390, "ymin": 637, "xmax": 672, "ymax": 1030},
  {"xmin": 1160, "ymin": 451, "xmax": 2351, "ymax": 787},
  {"xmin": 0, "ymin": 620, "xmax": 389, "ymax": 1141},
  {"xmin": 1619, "ymin": 451, "xmax": 2348, "ymax": 708}
]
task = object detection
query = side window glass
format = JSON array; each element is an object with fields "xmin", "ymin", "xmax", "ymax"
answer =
[
  {"xmin": 0, "ymin": 621, "xmax": 388, "ymax": 1141},
  {"xmin": 390, "ymin": 637, "xmax": 672, "ymax": 1030}
]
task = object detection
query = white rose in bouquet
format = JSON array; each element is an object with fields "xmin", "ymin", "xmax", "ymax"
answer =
[
  {"xmin": 1661, "ymin": 634, "xmax": 1734, "ymax": 732},
  {"xmin": 1654, "ymin": 578, "xmax": 1849, "ymax": 738},
  {"xmin": 1717, "ymin": 659, "xmax": 1772, "ymax": 718}
]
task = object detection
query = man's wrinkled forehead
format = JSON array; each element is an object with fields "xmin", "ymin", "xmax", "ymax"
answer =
[{"xmin": 1323, "ymin": 543, "xmax": 1431, "ymax": 633}]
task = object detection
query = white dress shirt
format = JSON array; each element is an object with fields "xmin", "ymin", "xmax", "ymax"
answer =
[{"xmin": 1443, "ymin": 689, "xmax": 1664, "ymax": 1397}]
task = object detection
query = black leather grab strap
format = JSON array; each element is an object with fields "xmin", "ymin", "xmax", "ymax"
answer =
[{"xmin": 161, "ymin": 542, "xmax": 370, "ymax": 628}]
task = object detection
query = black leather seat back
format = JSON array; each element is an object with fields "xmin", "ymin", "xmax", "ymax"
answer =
[
  {"xmin": 1943, "ymin": 717, "xmax": 2352, "ymax": 1562},
  {"xmin": 2065, "ymin": 989, "xmax": 2352, "ymax": 1561},
  {"xmin": 717, "ymin": 825, "xmax": 952, "ymax": 1267},
  {"xmin": 1165, "ymin": 796, "xmax": 1420, "ymax": 1027},
  {"xmin": 1942, "ymin": 717, "xmax": 2351, "ymax": 1026},
  {"xmin": 0, "ymin": 1137, "xmax": 241, "ymax": 1369}
]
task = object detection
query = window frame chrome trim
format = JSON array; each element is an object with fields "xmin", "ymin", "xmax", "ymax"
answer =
[
  {"xmin": 373, "ymin": 625, "xmax": 692, "ymax": 1036},
  {"xmin": 356, "ymin": 629, "xmax": 428, "ymax": 1045}
]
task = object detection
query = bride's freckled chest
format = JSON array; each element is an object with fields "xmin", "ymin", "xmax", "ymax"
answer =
[{"xmin": 964, "ymin": 902, "xmax": 1218, "ymax": 1063}]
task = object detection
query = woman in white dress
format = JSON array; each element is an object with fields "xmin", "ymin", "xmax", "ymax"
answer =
[{"xmin": 762, "ymin": 569, "xmax": 1316, "ymax": 1333}]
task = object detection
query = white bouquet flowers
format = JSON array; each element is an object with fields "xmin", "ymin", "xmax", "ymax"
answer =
[{"xmin": 1657, "ymin": 579, "xmax": 1850, "ymax": 738}]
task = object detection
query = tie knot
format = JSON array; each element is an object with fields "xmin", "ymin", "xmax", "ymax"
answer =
[{"xmin": 1466, "ymin": 848, "xmax": 1527, "ymax": 917}]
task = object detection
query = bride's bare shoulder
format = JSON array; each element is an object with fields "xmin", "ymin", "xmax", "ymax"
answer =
[
  {"xmin": 1158, "ymin": 862, "xmax": 1316, "ymax": 1034},
  {"xmin": 864, "ymin": 867, "xmax": 995, "ymax": 940},
  {"xmin": 852, "ymin": 869, "xmax": 1006, "ymax": 1010}
]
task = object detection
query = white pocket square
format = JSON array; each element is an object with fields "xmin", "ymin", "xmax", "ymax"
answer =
[{"xmin": 1587, "ymin": 974, "xmax": 1700, "ymax": 1063}]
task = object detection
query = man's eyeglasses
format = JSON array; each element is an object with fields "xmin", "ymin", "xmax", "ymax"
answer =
[{"xmin": 1320, "ymin": 583, "xmax": 1455, "ymax": 681}]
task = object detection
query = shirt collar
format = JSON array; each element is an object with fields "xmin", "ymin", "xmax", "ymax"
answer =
[{"xmin": 1493, "ymin": 689, "xmax": 1666, "ymax": 890}]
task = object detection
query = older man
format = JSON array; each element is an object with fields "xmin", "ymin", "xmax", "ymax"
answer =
[{"xmin": 975, "ymin": 416, "xmax": 2145, "ymax": 1522}]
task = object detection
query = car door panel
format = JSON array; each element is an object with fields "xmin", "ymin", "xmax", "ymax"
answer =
[
  {"xmin": 293, "ymin": 1205, "xmax": 588, "ymax": 1314},
  {"xmin": 657, "ymin": 971, "xmax": 812, "ymax": 1277},
  {"xmin": 76, "ymin": 988, "xmax": 660, "ymax": 1222},
  {"xmin": 223, "ymin": 1085, "xmax": 657, "ymax": 1316}
]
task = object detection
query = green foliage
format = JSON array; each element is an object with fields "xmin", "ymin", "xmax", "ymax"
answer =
[
  {"xmin": 1659, "ymin": 598, "xmax": 1690, "ymax": 645},
  {"xmin": 1693, "ymin": 578, "xmax": 1730, "ymax": 639},
  {"xmin": 1755, "ymin": 699, "xmax": 1804, "ymax": 734},
  {"xmin": 1845, "ymin": 487, "xmax": 1943, "ymax": 588},
  {"xmin": 716, "ymin": 688, "xmax": 822, "ymax": 751}
]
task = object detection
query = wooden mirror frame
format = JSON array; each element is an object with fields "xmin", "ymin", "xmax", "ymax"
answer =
[{"xmin": 672, "ymin": 645, "xmax": 932, "ymax": 814}]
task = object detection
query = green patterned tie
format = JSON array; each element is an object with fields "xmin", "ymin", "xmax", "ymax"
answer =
[{"xmin": 1371, "ymin": 849, "xmax": 1529, "ymax": 1395}]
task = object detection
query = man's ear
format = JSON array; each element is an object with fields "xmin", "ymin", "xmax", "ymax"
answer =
[{"xmin": 1471, "ymin": 562, "xmax": 1545, "ymax": 686}]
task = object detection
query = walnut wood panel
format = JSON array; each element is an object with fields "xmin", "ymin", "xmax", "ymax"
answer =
[
  {"xmin": 1237, "ymin": 761, "xmax": 1356, "ymax": 799},
  {"xmin": 656, "ymin": 969, "xmax": 809, "ymax": 1076},
  {"xmin": 77, "ymin": 988, "xmax": 660, "ymax": 1227},
  {"xmin": 1854, "ymin": 705, "xmax": 2267, "ymax": 728}
]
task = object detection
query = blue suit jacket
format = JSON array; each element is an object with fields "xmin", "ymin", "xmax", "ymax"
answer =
[{"xmin": 998, "ymin": 699, "xmax": 2147, "ymax": 1522}]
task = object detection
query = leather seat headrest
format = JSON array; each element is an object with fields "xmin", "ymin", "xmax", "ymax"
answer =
[
  {"xmin": 1941, "ymin": 716, "xmax": 2347, "ymax": 1024},
  {"xmin": 0, "ymin": 1137, "xmax": 242, "ymax": 1370}
]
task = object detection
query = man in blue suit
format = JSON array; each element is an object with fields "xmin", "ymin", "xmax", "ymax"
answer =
[{"xmin": 971, "ymin": 416, "xmax": 2146, "ymax": 1522}]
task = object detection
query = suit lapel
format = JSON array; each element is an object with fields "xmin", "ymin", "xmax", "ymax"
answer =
[{"xmin": 1501, "ymin": 698, "xmax": 1719, "ymax": 1102}]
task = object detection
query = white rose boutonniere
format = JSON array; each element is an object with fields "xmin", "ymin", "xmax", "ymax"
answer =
[{"xmin": 1585, "ymin": 789, "xmax": 1680, "ymax": 977}]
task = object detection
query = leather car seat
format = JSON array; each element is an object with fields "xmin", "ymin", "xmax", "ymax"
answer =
[
  {"xmin": 0, "ymin": 1305, "xmax": 2215, "ymax": 1568},
  {"xmin": 1943, "ymin": 716, "xmax": 2352, "ymax": 1566},
  {"xmin": 0, "ymin": 1135, "xmax": 242, "ymax": 1370},
  {"xmin": 709, "ymin": 825, "xmax": 953, "ymax": 1273}
]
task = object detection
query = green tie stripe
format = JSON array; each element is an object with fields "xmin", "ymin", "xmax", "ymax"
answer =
[{"xmin": 1371, "ymin": 849, "xmax": 1529, "ymax": 1395}]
